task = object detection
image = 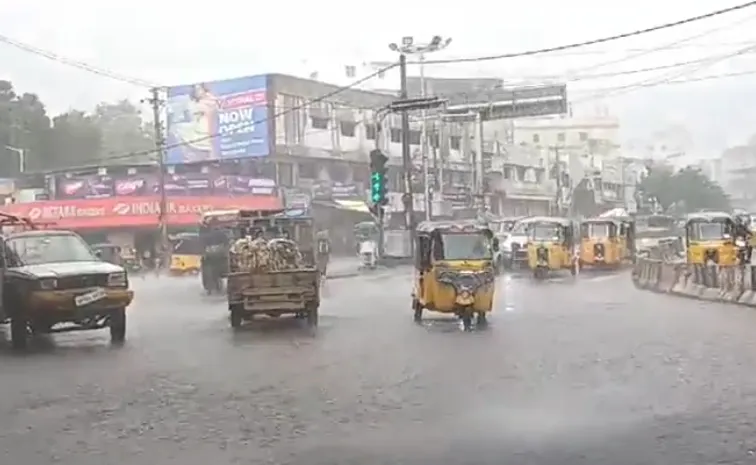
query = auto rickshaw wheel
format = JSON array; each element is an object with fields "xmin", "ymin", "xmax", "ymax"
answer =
[
  {"xmin": 533, "ymin": 267, "xmax": 546, "ymax": 280},
  {"xmin": 229, "ymin": 304, "xmax": 243, "ymax": 329},
  {"xmin": 412, "ymin": 299, "xmax": 423, "ymax": 322},
  {"xmin": 461, "ymin": 312, "xmax": 473, "ymax": 331},
  {"xmin": 476, "ymin": 312, "xmax": 488, "ymax": 328},
  {"xmin": 109, "ymin": 308, "xmax": 126, "ymax": 344}
]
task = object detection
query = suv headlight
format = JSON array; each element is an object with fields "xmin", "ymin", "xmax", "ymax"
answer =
[
  {"xmin": 108, "ymin": 272, "xmax": 127, "ymax": 287},
  {"xmin": 39, "ymin": 278, "xmax": 57, "ymax": 290}
]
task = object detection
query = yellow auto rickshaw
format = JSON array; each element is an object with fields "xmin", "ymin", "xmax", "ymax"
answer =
[
  {"xmin": 521, "ymin": 216, "xmax": 577, "ymax": 279},
  {"xmin": 412, "ymin": 220, "xmax": 499, "ymax": 331},
  {"xmin": 578, "ymin": 217, "xmax": 634, "ymax": 268},
  {"xmin": 169, "ymin": 232, "xmax": 202, "ymax": 275},
  {"xmin": 685, "ymin": 212, "xmax": 738, "ymax": 265}
]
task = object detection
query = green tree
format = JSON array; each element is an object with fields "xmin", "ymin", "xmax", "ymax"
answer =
[
  {"xmin": 0, "ymin": 79, "xmax": 157, "ymax": 173},
  {"xmin": 638, "ymin": 165, "xmax": 730, "ymax": 213},
  {"xmin": 0, "ymin": 80, "xmax": 52, "ymax": 174},
  {"xmin": 46, "ymin": 110, "xmax": 102, "ymax": 170},
  {"xmin": 92, "ymin": 100, "xmax": 155, "ymax": 165}
]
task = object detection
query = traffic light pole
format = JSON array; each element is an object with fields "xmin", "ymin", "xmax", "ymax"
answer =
[
  {"xmin": 399, "ymin": 54, "xmax": 414, "ymax": 256},
  {"xmin": 373, "ymin": 123, "xmax": 386, "ymax": 259}
]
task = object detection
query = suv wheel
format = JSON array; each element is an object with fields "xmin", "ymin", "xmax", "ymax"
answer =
[
  {"xmin": 10, "ymin": 314, "xmax": 28, "ymax": 350},
  {"xmin": 110, "ymin": 308, "xmax": 126, "ymax": 344}
]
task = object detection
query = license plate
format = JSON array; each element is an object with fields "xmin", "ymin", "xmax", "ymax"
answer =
[{"xmin": 75, "ymin": 288, "xmax": 107, "ymax": 307}]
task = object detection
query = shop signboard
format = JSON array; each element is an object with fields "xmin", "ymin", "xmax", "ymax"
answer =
[
  {"xmin": 165, "ymin": 74, "xmax": 269, "ymax": 164},
  {"xmin": 54, "ymin": 173, "xmax": 277, "ymax": 198},
  {"xmin": 1, "ymin": 195, "xmax": 282, "ymax": 230}
]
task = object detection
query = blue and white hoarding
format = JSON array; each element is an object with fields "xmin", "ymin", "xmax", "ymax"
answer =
[{"xmin": 165, "ymin": 75, "xmax": 269, "ymax": 164}]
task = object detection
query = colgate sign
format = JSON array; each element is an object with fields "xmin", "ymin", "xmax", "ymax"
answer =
[{"xmin": 5, "ymin": 195, "xmax": 282, "ymax": 230}]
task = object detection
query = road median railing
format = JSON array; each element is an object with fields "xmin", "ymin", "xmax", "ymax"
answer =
[{"xmin": 633, "ymin": 249, "xmax": 756, "ymax": 307}]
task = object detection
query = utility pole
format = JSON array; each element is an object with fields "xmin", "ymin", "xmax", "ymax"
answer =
[
  {"xmin": 146, "ymin": 87, "xmax": 169, "ymax": 270},
  {"xmin": 419, "ymin": 52, "xmax": 431, "ymax": 221},
  {"xmin": 389, "ymin": 36, "xmax": 452, "ymax": 229},
  {"xmin": 474, "ymin": 111, "xmax": 485, "ymax": 215},
  {"xmin": 554, "ymin": 146, "xmax": 562, "ymax": 216},
  {"xmin": 399, "ymin": 54, "xmax": 414, "ymax": 246}
]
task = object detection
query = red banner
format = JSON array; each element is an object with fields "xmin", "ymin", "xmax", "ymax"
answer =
[{"xmin": 1, "ymin": 196, "xmax": 283, "ymax": 230}]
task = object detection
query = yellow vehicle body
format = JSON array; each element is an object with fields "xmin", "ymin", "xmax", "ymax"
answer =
[
  {"xmin": 169, "ymin": 232, "xmax": 202, "ymax": 275},
  {"xmin": 579, "ymin": 219, "xmax": 625, "ymax": 267},
  {"xmin": 685, "ymin": 212, "xmax": 738, "ymax": 266},
  {"xmin": 412, "ymin": 220, "xmax": 498, "ymax": 330},
  {"xmin": 521, "ymin": 217, "xmax": 577, "ymax": 279},
  {"xmin": 170, "ymin": 254, "xmax": 201, "ymax": 274}
]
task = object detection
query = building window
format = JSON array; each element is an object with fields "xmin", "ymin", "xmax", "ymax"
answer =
[
  {"xmin": 365, "ymin": 124, "xmax": 377, "ymax": 140},
  {"xmin": 390, "ymin": 128, "xmax": 401, "ymax": 143},
  {"xmin": 339, "ymin": 121, "xmax": 356, "ymax": 137},
  {"xmin": 298, "ymin": 161, "xmax": 318, "ymax": 179},
  {"xmin": 429, "ymin": 132, "xmax": 439, "ymax": 148},
  {"xmin": 277, "ymin": 162, "xmax": 294, "ymax": 187},
  {"xmin": 532, "ymin": 134, "xmax": 540, "ymax": 143},
  {"xmin": 311, "ymin": 116, "xmax": 329, "ymax": 129},
  {"xmin": 579, "ymin": 132, "xmax": 588, "ymax": 142},
  {"xmin": 450, "ymin": 136, "xmax": 461, "ymax": 150},
  {"xmin": 557, "ymin": 133, "xmax": 565, "ymax": 143},
  {"xmin": 409, "ymin": 130, "xmax": 421, "ymax": 145},
  {"xmin": 345, "ymin": 65, "xmax": 356, "ymax": 78}
]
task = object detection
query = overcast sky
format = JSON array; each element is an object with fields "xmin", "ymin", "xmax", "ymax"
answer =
[{"xmin": 1, "ymin": 0, "xmax": 755, "ymax": 154}]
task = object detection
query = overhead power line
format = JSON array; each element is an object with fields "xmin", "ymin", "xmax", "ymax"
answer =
[
  {"xmin": 418, "ymin": 1, "xmax": 756, "ymax": 65},
  {"xmin": 0, "ymin": 33, "xmax": 157, "ymax": 87}
]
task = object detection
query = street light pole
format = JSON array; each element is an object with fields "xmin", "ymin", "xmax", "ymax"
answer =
[
  {"xmin": 4, "ymin": 145, "xmax": 25, "ymax": 173},
  {"xmin": 389, "ymin": 35, "xmax": 452, "ymax": 223}
]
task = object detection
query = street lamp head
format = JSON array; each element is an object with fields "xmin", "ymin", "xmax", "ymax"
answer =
[
  {"xmin": 402, "ymin": 36, "xmax": 414, "ymax": 46},
  {"xmin": 430, "ymin": 36, "xmax": 442, "ymax": 47},
  {"xmin": 388, "ymin": 43, "xmax": 399, "ymax": 52},
  {"xmin": 443, "ymin": 37, "xmax": 452, "ymax": 47}
]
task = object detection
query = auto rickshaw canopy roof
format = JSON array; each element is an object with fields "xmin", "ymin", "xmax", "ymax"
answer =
[
  {"xmin": 685, "ymin": 211, "xmax": 733, "ymax": 223},
  {"xmin": 582, "ymin": 217, "xmax": 622, "ymax": 225},
  {"xmin": 517, "ymin": 216, "xmax": 572, "ymax": 227},
  {"xmin": 416, "ymin": 220, "xmax": 492, "ymax": 235}
]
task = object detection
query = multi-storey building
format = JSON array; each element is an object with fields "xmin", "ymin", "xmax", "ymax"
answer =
[{"xmin": 722, "ymin": 144, "xmax": 756, "ymax": 210}]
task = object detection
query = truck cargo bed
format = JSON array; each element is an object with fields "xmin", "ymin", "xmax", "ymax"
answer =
[{"xmin": 227, "ymin": 268, "xmax": 319, "ymax": 315}]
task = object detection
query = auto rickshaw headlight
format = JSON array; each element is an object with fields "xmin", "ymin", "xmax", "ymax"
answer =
[
  {"xmin": 38, "ymin": 278, "xmax": 57, "ymax": 290},
  {"xmin": 108, "ymin": 272, "xmax": 127, "ymax": 287}
]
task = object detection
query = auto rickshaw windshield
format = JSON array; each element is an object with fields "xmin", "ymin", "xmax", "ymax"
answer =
[
  {"xmin": 510, "ymin": 222, "xmax": 528, "ymax": 235},
  {"xmin": 531, "ymin": 224, "xmax": 561, "ymax": 241},
  {"xmin": 691, "ymin": 221, "xmax": 730, "ymax": 241},
  {"xmin": 440, "ymin": 232, "xmax": 493, "ymax": 260},
  {"xmin": 584, "ymin": 223, "xmax": 611, "ymax": 238}
]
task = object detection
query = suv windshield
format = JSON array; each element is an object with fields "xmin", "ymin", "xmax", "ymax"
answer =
[
  {"xmin": 441, "ymin": 233, "xmax": 493, "ymax": 260},
  {"xmin": 510, "ymin": 222, "xmax": 528, "ymax": 235},
  {"xmin": 7, "ymin": 234, "xmax": 96, "ymax": 265}
]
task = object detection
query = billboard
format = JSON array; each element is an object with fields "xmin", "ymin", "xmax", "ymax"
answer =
[
  {"xmin": 165, "ymin": 75, "xmax": 269, "ymax": 164},
  {"xmin": 54, "ymin": 173, "xmax": 277, "ymax": 199}
]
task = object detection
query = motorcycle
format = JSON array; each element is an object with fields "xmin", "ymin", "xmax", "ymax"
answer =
[{"xmin": 358, "ymin": 240, "xmax": 378, "ymax": 270}]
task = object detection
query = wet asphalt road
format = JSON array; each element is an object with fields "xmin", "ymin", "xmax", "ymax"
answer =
[{"xmin": 3, "ymin": 266, "xmax": 756, "ymax": 464}]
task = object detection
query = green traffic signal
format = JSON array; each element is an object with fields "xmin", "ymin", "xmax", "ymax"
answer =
[{"xmin": 370, "ymin": 171, "xmax": 386, "ymax": 204}]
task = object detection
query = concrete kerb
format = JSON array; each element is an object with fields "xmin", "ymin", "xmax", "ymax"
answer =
[{"xmin": 637, "ymin": 260, "xmax": 756, "ymax": 308}]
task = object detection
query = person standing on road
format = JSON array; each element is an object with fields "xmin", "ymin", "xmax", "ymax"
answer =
[{"xmin": 316, "ymin": 230, "xmax": 331, "ymax": 279}]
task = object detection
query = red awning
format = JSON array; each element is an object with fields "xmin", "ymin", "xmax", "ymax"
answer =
[{"xmin": 1, "ymin": 195, "xmax": 283, "ymax": 230}]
